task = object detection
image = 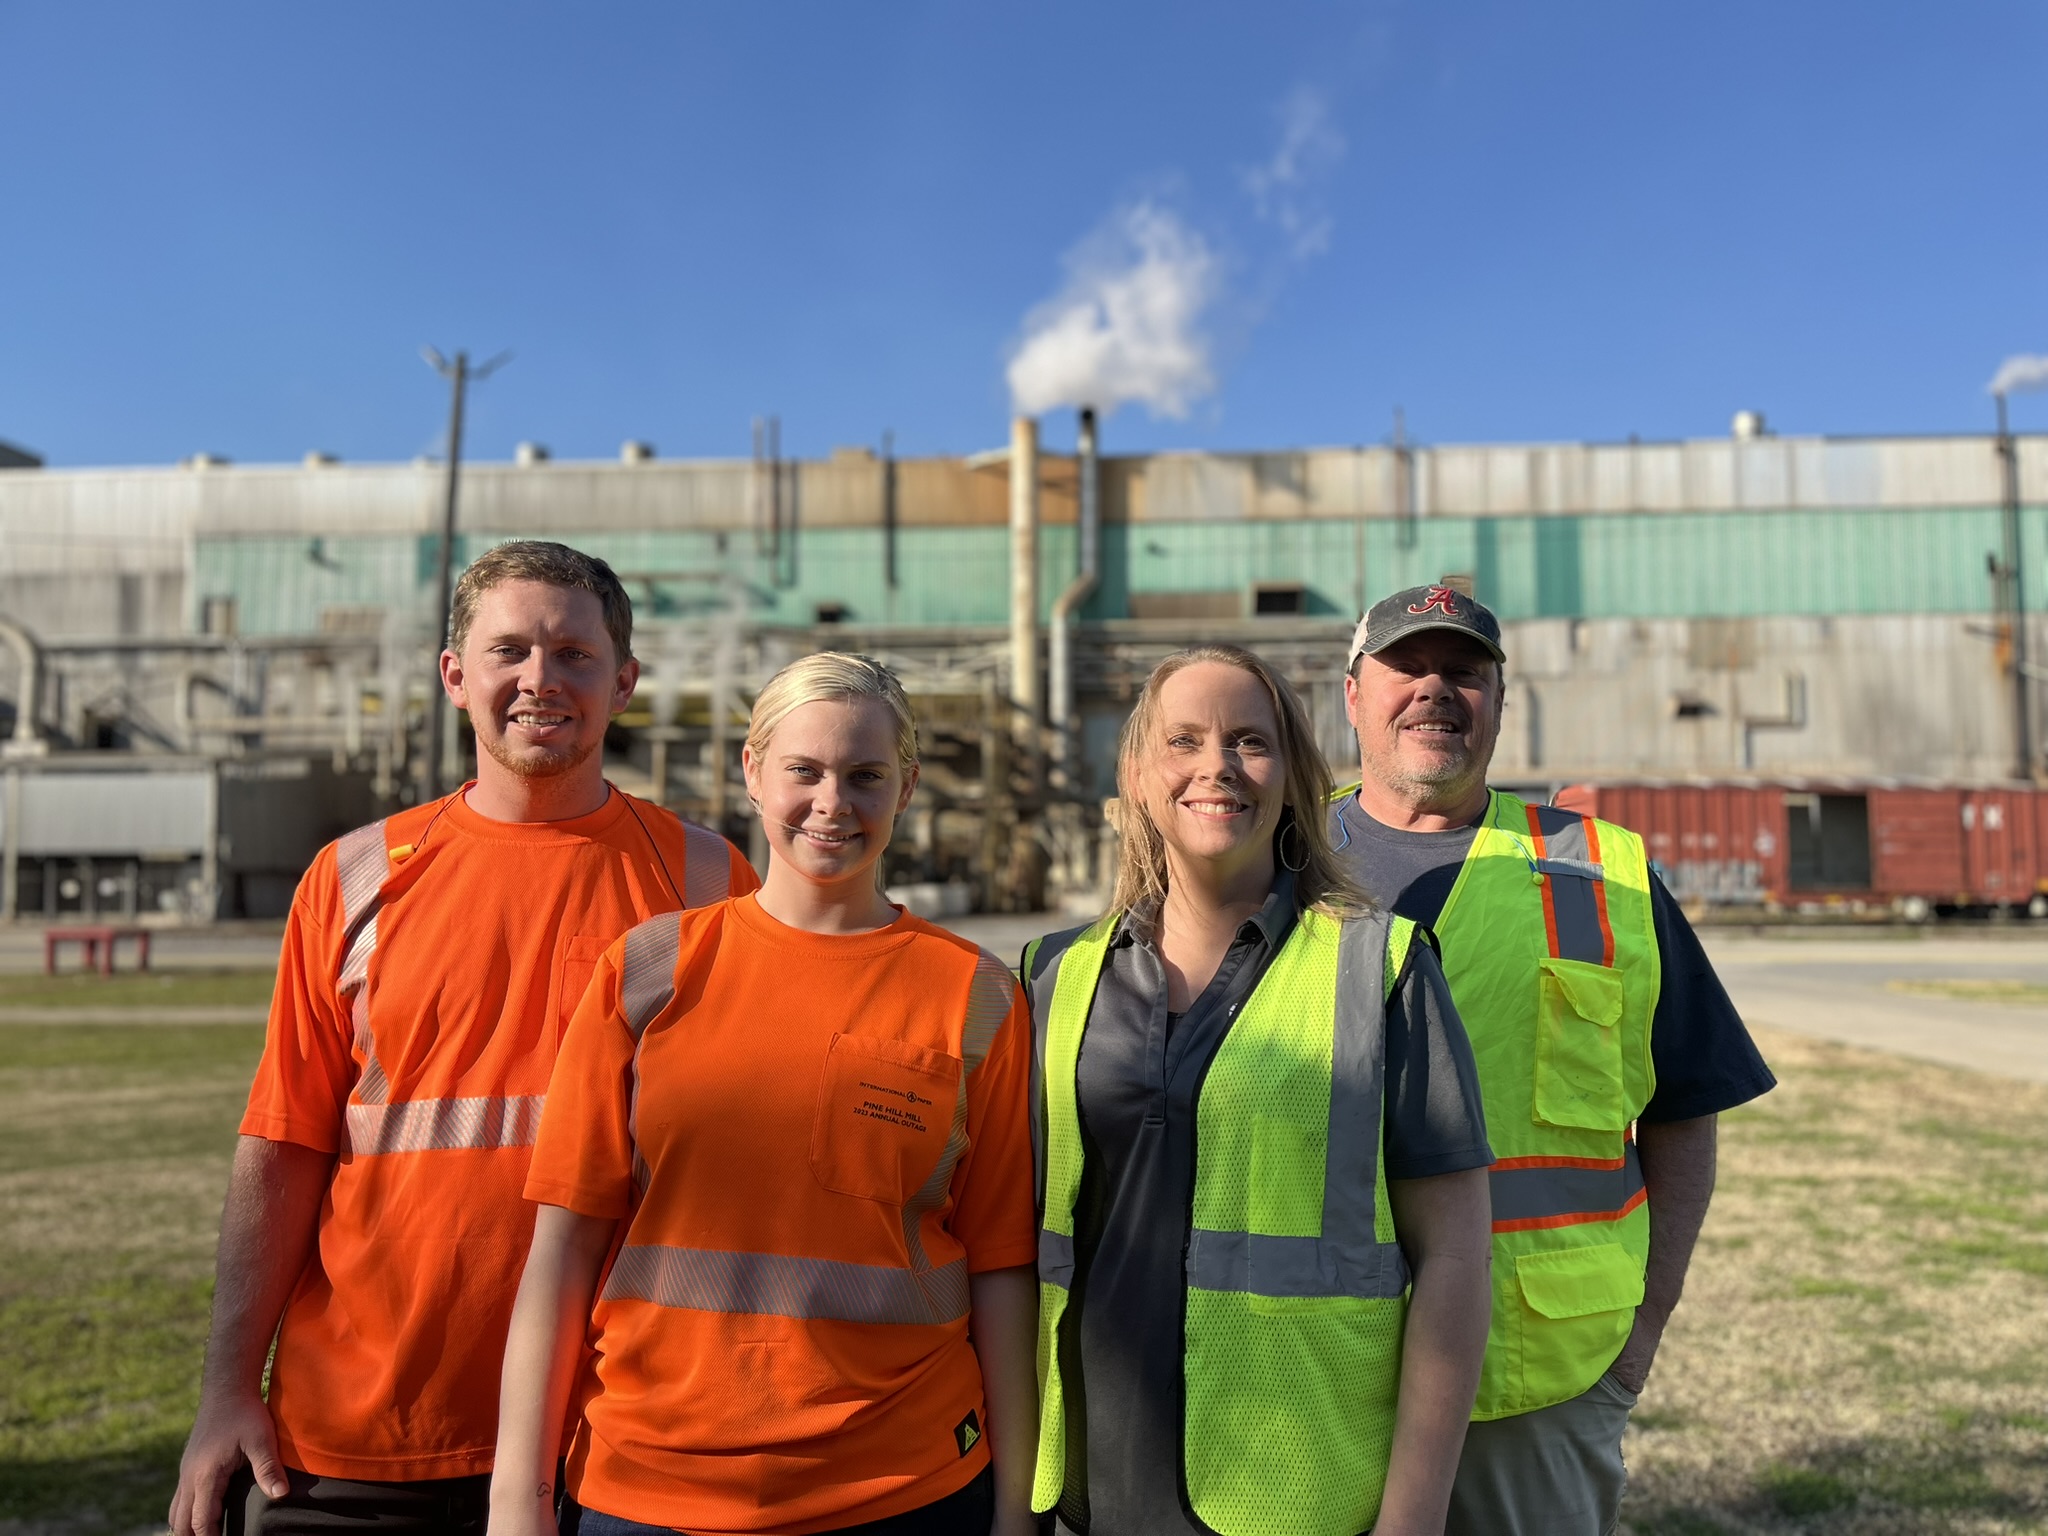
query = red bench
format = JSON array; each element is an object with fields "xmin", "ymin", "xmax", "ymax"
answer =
[{"xmin": 44, "ymin": 925, "xmax": 153, "ymax": 977}]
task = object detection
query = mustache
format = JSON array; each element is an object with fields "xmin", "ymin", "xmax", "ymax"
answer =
[{"xmin": 1397, "ymin": 707, "xmax": 1470, "ymax": 729}]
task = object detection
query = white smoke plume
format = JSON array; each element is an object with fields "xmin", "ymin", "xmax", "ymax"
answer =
[
  {"xmin": 1989, "ymin": 354, "xmax": 2048, "ymax": 395},
  {"xmin": 1005, "ymin": 201, "xmax": 1219, "ymax": 420},
  {"xmin": 1242, "ymin": 86, "xmax": 1346, "ymax": 259}
]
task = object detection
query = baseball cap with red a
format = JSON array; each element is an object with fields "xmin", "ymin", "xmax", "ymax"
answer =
[{"xmin": 1346, "ymin": 584, "xmax": 1506, "ymax": 670}]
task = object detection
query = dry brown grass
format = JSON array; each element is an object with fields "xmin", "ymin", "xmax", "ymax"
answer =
[
  {"xmin": 5, "ymin": 1020, "xmax": 2045, "ymax": 1534},
  {"xmin": 1619, "ymin": 1025, "xmax": 2048, "ymax": 1535}
]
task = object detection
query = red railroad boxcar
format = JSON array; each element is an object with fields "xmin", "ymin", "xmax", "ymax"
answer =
[{"xmin": 1550, "ymin": 780, "xmax": 2048, "ymax": 916}]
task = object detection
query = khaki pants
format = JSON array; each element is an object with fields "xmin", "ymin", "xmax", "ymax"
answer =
[{"xmin": 1446, "ymin": 1369, "xmax": 1640, "ymax": 1536}]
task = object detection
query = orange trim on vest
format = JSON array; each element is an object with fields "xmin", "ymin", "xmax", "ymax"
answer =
[
  {"xmin": 1581, "ymin": 816, "xmax": 1616, "ymax": 966},
  {"xmin": 1525, "ymin": 802, "xmax": 1563, "ymax": 959}
]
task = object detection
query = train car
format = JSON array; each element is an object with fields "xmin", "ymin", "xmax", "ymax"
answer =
[{"xmin": 1550, "ymin": 779, "xmax": 2048, "ymax": 917}]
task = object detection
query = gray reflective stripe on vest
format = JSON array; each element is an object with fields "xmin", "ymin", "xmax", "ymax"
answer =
[
  {"xmin": 1184, "ymin": 911, "xmax": 1411, "ymax": 1301},
  {"xmin": 602, "ymin": 1244, "xmax": 969, "ymax": 1326},
  {"xmin": 619, "ymin": 911, "xmax": 685, "ymax": 1194},
  {"xmin": 1529, "ymin": 804, "xmax": 1608, "ymax": 965},
  {"xmin": 679, "ymin": 820, "xmax": 735, "ymax": 908},
  {"xmin": 346, "ymin": 1093, "xmax": 547, "ymax": 1155},
  {"xmin": 1489, "ymin": 1144, "xmax": 1645, "ymax": 1229},
  {"xmin": 1039, "ymin": 1227, "xmax": 1075, "ymax": 1289}
]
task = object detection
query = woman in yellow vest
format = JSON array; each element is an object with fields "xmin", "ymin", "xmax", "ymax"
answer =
[{"xmin": 1024, "ymin": 645, "xmax": 1495, "ymax": 1536}]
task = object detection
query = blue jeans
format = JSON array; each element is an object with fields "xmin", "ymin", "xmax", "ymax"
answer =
[{"xmin": 564, "ymin": 1463, "xmax": 994, "ymax": 1535}]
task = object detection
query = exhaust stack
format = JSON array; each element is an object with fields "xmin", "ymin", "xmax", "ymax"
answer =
[
  {"xmin": 1009, "ymin": 416, "xmax": 1041, "ymax": 782},
  {"xmin": 1049, "ymin": 407, "xmax": 1101, "ymax": 791}
]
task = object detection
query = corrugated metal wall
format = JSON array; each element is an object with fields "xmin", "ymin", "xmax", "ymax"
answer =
[
  {"xmin": 180, "ymin": 505, "xmax": 2039, "ymax": 637},
  {"xmin": 2, "ymin": 431, "xmax": 2044, "ymax": 640},
  {"xmin": 4, "ymin": 771, "xmax": 211, "ymax": 855}
]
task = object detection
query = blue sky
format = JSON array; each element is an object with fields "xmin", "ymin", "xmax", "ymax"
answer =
[{"xmin": 4, "ymin": 2, "xmax": 2047, "ymax": 467}]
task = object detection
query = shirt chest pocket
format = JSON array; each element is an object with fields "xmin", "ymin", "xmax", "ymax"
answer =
[
  {"xmin": 810, "ymin": 1033, "xmax": 962, "ymax": 1205},
  {"xmin": 552, "ymin": 935, "xmax": 615, "ymax": 1047}
]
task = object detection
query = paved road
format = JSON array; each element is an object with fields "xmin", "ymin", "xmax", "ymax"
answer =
[
  {"xmin": 0, "ymin": 923, "xmax": 283, "ymax": 975},
  {"xmin": 6, "ymin": 916, "xmax": 2046, "ymax": 1085},
  {"xmin": 951, "ymin": 916, "xmax": 2048, "ymax": 1086},
  {"xmin": 1700, "ymin": 930, "xmax": 2048, "ymax": 1085}
]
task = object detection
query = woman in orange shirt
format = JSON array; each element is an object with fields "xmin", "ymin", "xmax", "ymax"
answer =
[{"xmin": 490, "ymin": 653, "xmax": 1040, "ymax": 1536}]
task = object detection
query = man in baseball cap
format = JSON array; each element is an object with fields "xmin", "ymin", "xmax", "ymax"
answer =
[
  {"xmin": 1345, "ymin": 582, "xmax": 1506, "ymax": 673},
  {"xmin": 1329, "ymin": 582, "xmax": 1773, "ymax": 1536}
]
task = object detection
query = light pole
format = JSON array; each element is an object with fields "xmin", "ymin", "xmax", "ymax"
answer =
[{"xmin": 420, "ymin": 346, "xmax": 510, "ymax": 800}]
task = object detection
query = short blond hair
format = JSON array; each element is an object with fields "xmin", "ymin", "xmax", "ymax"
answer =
[
  {"xmin": 1109, "ymin": 644, "xmax": 1369, "ymax": 919},
  {"xmin": 450, "ymin": 540, "xmax": 634, "ymax": 663},
  {"xmin": 745, "ymin": 652, "xmax": 919, "ymax": 768}
]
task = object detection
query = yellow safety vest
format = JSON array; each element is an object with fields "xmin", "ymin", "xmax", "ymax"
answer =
[
  {"xmin": 1332, "ymin": 787, "xmax": 1659, "ymax": 1419},
  {"xmin": 1026, "ymin": 905, "xmax": 1417, "ymax": 1536}
]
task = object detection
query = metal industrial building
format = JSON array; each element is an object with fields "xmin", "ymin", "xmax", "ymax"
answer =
[{"xmin": 1, "ymin": 417, "xmax": 2042, "ymax": 918}]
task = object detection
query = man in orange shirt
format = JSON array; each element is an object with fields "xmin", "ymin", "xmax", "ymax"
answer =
[{"xmin": 170, "ymin": 541, "xmax": 758, "ymax": 1536}]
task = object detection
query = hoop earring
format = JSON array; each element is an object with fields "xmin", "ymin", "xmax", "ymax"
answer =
[{"xmin": 1278, "ymin": 818, "xmax": 1310, "ymax": 873}]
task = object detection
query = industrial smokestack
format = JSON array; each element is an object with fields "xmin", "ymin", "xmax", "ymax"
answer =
[
  {"xmin": 1010, "ymin": 416, "xmax": 1041, "ymax": 782},
  {"xmin": 1049, "ymin": 407, "xmax": 1101, "ymax": 792}
]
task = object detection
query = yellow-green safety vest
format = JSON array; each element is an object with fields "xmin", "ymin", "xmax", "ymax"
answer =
[
  {"xmin": 1025, "ymin": 904, "xmax": 1418, "ymax": 1536},
  {"xmin": 1331, "ymin": 786, "xmax": 1660, "ymax": 1420}
]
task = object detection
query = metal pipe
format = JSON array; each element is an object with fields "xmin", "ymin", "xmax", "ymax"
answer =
[
  {"xmin": 1049, "ymin": 407, "xmax": 1101, "ymax": 793},
  {"xmin": 0, "ymin": 615, "xmax": 44, "ymax": 746},
  {"xmin": 882, "ymin": 430, "xmax": 899, "ymax": 594},
  {"xmin": 1009, "ymin": 415, "xmax": 1041, "ymax": 787},
  {"xmin": 1997, "ymin": 393, "xmax": 2033, "ymax": 780},
  {"xmin": 424, "ymin": 350, "xmax": 469, "ymax": 800},
  {"xmin": 1, "ymin": 767, "xmax": 19, "ymax": 921}
]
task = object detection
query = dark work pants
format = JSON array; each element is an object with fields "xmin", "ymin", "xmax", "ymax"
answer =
[
  {"xmin": 222, "ymin": 1465, "xmax": 489, "ymax": 1534},
  {"xmin": 565, "ymin": 1462, "xmax": 995, "ymax": 1536}
]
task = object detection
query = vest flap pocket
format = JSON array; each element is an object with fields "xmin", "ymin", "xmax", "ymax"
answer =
[
  {"xmin": 1541, "ymin": 956, "xmax": 1624, "ymax": 1026},
  {"xmin": 1533, "ymin": 957, "xmax": 1628, "ymax": 1132},
  {"xmin": 1515, "ymin": 1244, "xmax": 1644, "ymax": 1320}
]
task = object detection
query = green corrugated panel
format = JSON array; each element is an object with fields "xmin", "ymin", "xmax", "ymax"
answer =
[
  {"xmin": 1571, "ymin": 507, "xmax": 2005, "ymax": 618},
  {"xmin": 194, "ymin": 504, "xmax": 2044, "ymax": 635}
]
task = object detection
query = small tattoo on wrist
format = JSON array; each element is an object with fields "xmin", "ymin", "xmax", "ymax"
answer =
[{"xmin": 537, "ymin": 1483, "xmax": 551, "ymax": 1498}]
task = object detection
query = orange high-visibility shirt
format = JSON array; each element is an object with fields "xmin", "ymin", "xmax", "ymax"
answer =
[
  {"xmin": 240, "ymin": 785, "xmax": 758, "ymax": 1481},
  {"xmin": 527, "ymin": 894, "xmax": 1038, "ymax": 1533}
]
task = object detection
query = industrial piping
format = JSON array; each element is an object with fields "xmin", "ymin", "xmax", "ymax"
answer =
[
  {"xmin": 1048, "ymin": 407, "xmax": 1100, "ymax": 792},
  {"xmin": 1009, "ymin": 416, "xmax": 1041, "ymax": 782},
  {"xmin": 0, "ymin": 616, "xmax": 43, "ymax": 748}
]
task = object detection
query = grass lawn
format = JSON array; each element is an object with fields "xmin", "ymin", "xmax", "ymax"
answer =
[
  {"xmin": 2, "ymin": 1018, "xmax": 2044, "ymax": 1534},
  {"xmin": 0, "ymin": 1022, "xmax": 266, "ymax": 1535},
  {"xmin": 1620, "ymin": 1025, "xmax": 2048, "ymax": 1534},
  {"xmin": 0, "ymin": 971, "xmax": 276, "ymax": 1012}
]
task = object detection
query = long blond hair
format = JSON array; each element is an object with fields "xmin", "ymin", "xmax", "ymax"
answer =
[{"xmin": 1108, "ymin": 645, "xmax": 1369, "ymax": 919}]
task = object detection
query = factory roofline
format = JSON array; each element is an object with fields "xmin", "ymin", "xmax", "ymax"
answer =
[{"xmin": 8, "ymin": 424, "xmax": 2045, "ymax": 476}]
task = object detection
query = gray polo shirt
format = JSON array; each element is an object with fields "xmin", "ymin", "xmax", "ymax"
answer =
[{"xmin": 1025, "ymin": 874, "xmax": 1492, "ymax": 1536}]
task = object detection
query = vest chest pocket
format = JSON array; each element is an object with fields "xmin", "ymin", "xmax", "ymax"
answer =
[
  {"xmin": 1533, "ymin": 957, "xmax": 1628, "ymax": 1132},
  {"xmin": 810, "ymin": 1033, "xmax": 961, "ymax": 1205}
]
